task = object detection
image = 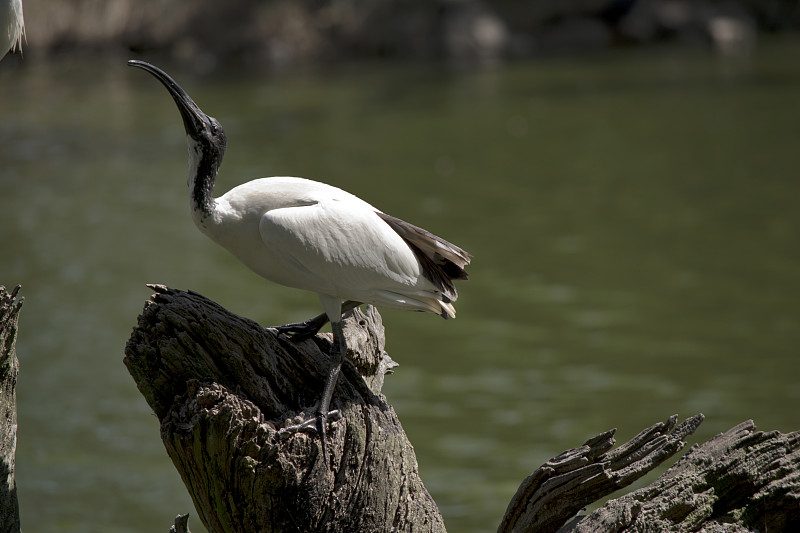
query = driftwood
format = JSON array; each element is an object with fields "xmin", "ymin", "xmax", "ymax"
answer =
[
  {"xmin": 500, "ymin": 413, "xmax": 705, "ymax": 532},
  {"xmin": 123, "ymin": 286, "xmax": 800, "ymax": 532},
  {"xmin": 502, "ymin": 415, "xmax": 800, "ymax": 532},
  {"xmin": 0, "ymin": 286, "xmax": 22, "ymax": 533},
  {"xmin": 561, "ymin": 419, "xmax": 800, "ymax": 532}
]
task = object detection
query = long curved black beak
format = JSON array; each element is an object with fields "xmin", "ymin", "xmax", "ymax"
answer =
[{"xmin": 128, "ymin": 60, "xmax": 208, "ymax": 138}]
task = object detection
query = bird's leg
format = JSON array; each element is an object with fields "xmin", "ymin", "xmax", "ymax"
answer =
[
  {"xmin": 314, "ymin": 319, "xmax": 346, "ymax": 466},
  {"xmin": 278, "ymin": 319, "xmax": 347, "ymax": 467},
  {"xmin": 275, "ymin": 300, "xmax": 361, "ymax": 341}
]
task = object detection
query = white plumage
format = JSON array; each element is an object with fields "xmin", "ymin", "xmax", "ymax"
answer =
[
  {"xmin": 129, "ymin": 60, "xmax": 470, "ymax": 465},
  {"xmin": 202, "ymin": 175, "xmax": 458, "ymax": 321}
]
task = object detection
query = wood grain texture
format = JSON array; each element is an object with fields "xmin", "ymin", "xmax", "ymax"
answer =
[
  {"xmin": 0, "ymin": 285, "xmax": 22, "ymax": 533},
  {"xmin": 124, "ymin": 284, "xmax": 444, "ymax": 533}
]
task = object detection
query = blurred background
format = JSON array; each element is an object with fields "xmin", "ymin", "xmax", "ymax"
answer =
[{"xmin": 2, "ymin": 1, "xmax": 799, "ymax": 532}]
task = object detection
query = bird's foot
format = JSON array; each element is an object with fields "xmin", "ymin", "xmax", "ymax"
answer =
[
  {"xmin": 272, "ymin": 301, "xmax": 361, "ymax": 342},
  {"xmin": 274, "ymin": 317, "xmax": 327, "ymax": 342},
  {"xmin": 279, "ymin": 409, "xmax": 341, "ymax": 466},
  {"xmin": 277, "ymin": 317, "xmax": 349, "ymax": 467}
]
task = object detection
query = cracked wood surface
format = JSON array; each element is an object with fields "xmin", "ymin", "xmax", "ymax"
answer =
[
  {"xmin": 500, "ymin": 414, "xmax": 800, "ymax": 532},
  {"xmin": 0, "ymin": 285, "xmax": 22, "ymax": 533},
  {"xmin": 499, "ymin": 414, "xmax": 705, "ymax": 533},
  {"xmin": 124, "ymin": 284, "xmax": 444, "ymax": 533},
  {"xmin": 563, "ymin": 419, "xmax": 800, "ymax": 532}
]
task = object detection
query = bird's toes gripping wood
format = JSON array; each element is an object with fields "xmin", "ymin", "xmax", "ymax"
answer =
[
  {"xmin": 276, "ymin": 319, "xmax": 348, "ymax": 467},
  {"xmin": 278, "ymin": 409, "xmax": 342, "ymax": 466},
  {"xmin": 273, "ymin": 314, "xmax": 328, "ymax": 342}
]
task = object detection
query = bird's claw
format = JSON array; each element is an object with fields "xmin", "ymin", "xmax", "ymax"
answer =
[
  {"xmin": 280, "ymin": 409, "xmax": 341, "ymax": 434},
  {"xmin": 279, "ymin": 409, "xmax": 341, "ymax": 467},
  {"xmin": 275, "ymin": 320, "xmax": 324, "ymax": 342}
]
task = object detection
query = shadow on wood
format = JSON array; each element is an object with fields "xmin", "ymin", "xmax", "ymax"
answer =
[{"xmin": 124, "ymin": 285, "xmax": 800, "ymax": 533}]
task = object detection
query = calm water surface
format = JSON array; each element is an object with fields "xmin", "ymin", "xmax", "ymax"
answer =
[{"xmin": 2, "ymin": 40, "xmax": 799, "ymax": 532}]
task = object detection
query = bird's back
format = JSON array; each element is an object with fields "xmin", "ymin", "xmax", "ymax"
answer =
[
  {"xmin": 206, "ymin": 176, "xmax": 467, "ymax": 317},
  {"xmin": 221, "ymin": 176, "xmax": 375, "ymax": 215}
]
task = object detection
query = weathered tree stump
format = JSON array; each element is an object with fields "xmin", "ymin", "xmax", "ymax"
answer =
[
  {"xmin": 124, "ymin": 285, "xmax": 443, "ymax": 533},
  {"xmin": 0, "ymin": 285, "xmax": 22, "ymax": 533},
  {"xmin": 123, "ymin": 286, "xmax": 800, "ymax": 533}
]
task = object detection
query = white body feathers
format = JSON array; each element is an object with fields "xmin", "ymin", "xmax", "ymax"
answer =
[{"xmin": 194, "ymin": 172, "xmax": 458, "ymax": 321}]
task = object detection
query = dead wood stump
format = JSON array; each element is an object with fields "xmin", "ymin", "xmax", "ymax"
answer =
[
  {"xmin": 0, "ymin": 285, "xmax": 22, "ymax": 533},
  {"xmin": 124, "ymin": 284, "xmax": 444, "ymax": 533}
]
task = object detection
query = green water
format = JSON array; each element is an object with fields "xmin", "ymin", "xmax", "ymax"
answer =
[{"xmin": 2, "ymin": 40, "xmax": 799, "ymax": 532}]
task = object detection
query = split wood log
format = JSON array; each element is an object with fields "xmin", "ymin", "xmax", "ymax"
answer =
[
  {"xmin": 499, "ymin": 413, "xmax": 705, "ymax": 533},
  {"xmin": 0, "ymin": 285, "xmax": 22, "ymax": 533},
  {"xmin": 500, "ymin": 416, "xmax": 800, "ymax": 532},
  {"xmin": 560, "ymin": 419, "xmax": 800, "ymax": 532},
  {"xmin": 124, "ymin": 285, "xmax": 800, "ymax": 533}
]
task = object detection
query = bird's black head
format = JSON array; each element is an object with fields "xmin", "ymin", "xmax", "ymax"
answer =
[{"xmin": 128, "ymin": 60, "xmax": 227, "ymax": 156}]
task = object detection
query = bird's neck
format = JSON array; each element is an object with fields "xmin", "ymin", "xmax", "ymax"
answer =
[{"xmin": 187, "ymin": 138, "xmax": 219, "ymax": 221}]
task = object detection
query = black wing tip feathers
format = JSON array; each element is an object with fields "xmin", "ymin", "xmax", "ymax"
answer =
[{"xmin": 375, "ymin": 211, "xmax": 470, "ymax": 302}]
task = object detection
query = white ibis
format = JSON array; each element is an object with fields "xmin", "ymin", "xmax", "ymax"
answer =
[
  {"xmin": 1, "ymin": 0, "xmax": 24, "ymax": 59},
  {"xmin": 128, "ymin": 60, "xmax": 470, "ymax": 465}
]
